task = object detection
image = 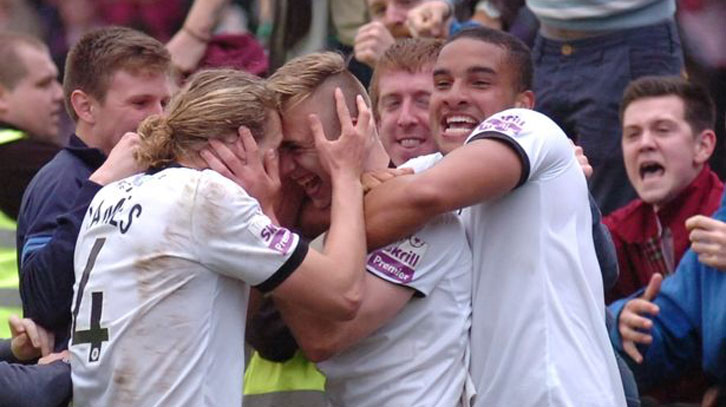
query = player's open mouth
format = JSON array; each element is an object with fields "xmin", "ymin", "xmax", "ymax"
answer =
[
  {"xmin": 639, "ymin": 161, "xmax": 665, "ymax": 181},
  {"xmin": 398, "ymin": 138, "xmax": 424, "ymax": 148},
  {"xmin": 297, "ymin": 174, "xmax": 321, "ymax": 197},
  {"xmin": 442, "ymin": 115, "xmax": 478, "ymax": 138}
]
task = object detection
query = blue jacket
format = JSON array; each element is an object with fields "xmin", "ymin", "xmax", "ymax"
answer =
[
  {"xmin": 16, "ymin": 134, "xmax": 103, "ymax": 345},
  {"xmin": 0, "ymin": 339, "xmax": 72, "ymax": 407},
  {"xmin": 609, "ymin": 189, "xmax": 726, "ymax": 390}
]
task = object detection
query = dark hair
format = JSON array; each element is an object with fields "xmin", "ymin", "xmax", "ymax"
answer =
[
  {"xmin": 620, "ymin": 76, "xmax": 715, "ymax": 134},
  {"xmin": 446, "ymin": 26, "xmax": 533, "ymax": 92},
  {"xmin": 63, "ymin": 26, "xmax": 171, "ymax": 122}
]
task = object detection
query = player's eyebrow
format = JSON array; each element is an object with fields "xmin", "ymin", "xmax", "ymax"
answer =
[{"xmin": 467, "ymin": 66, "xmax": 496, "ymax": 76}]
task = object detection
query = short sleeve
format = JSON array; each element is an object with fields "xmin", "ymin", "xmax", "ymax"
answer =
[
  {"xmin": 465, "ymin": 108, "xmax": 574, "ymax": 186},
  {"xmin": 398, "ymin": 152, "xmax": 443, "ymax": 173},
  {"xmin": 192, "ymin": 170, "xmax": 307, "ymax": 293},
  {"xmin": 365, "ymin": 213, "xmax": 468, "ymax": 296}
]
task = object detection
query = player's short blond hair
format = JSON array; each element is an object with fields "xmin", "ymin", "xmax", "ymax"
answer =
[
  {"xmin": 268, "ymin": 51, "xmax": 367, "ymax": 111},
  {"xmin": 268, "ymin": 52, "xmax": 370, "ymax": 142},
  {"xmin": 136, "ymin": 69, "xmax": 275, "ymax": 169}
]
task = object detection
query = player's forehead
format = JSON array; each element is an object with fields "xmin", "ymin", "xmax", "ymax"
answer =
[{"xmin": 435, "ymin": 38, "xmax": 506, "ymax": 75}]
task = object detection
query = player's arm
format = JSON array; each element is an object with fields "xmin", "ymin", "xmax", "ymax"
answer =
[
  {"xmin": 269, "ymin": 94, "xmax": 370, "ymax": 320},
  {"xmin": 365, "ymin": 137, "xmax": 522, "ymax": 249},
  {"xmin": 277, "ymin": 273, "xmax": 414, "ymax": 361}
]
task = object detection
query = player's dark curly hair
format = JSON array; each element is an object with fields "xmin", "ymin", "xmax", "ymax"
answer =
[{"xmin": 136, "ymin": 68, "xmax": 276, "ymax": 168}]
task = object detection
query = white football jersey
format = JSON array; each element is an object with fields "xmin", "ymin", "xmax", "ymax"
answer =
[
  {"xmin": 70, "ymin": 167, "xmax": 307, "ymax": 407},
  {"xmin": 318, "ymin": 156, "xmax": 472, "ymax": 407},
  {"xmin": 463, "ymin": 109, "xmax": 626, "ymax": 407}
]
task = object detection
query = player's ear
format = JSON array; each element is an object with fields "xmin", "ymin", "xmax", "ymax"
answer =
[
  {"xmin": 71, "ymin": 90, "xmax": 96, "ymax": 124},
  {"xmin": 514, "ymin": 90, "xmax": 535, "ymax": 110}
]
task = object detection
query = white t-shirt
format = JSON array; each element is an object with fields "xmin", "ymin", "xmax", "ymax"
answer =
[
  {"xmin": 70, "ymin": 167, "xmax": 307, "ymax": 407},
  {"xmin": 317, "ymin": 158, "xmax": 472, "ymax": 407},
  {"xmin": 462, "ymin": 109, "xmax": 625, "ymax": 407}
]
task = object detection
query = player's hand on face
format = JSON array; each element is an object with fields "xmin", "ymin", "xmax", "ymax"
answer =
[
  {"xmin": 9, "ymin": 315, "xmax": 54, "ymax": 361},
  {"xmin": 361, "ymin": 168, "xmax": 414, "ymax": 193},
  {"xmin": 570, "ymin": 140, "xmax": 593, "ymax": 179},
  {"xmin": 90, "ymin": 132, "xmax": 145, "ymax": 186},
  {"xmin": 354, "ymin": 21, "xmax": 395, "ymax": 68},
  {"xmin": 38, "ymin": 350, "xmax": 69, "ymax": 365},
  {"xmin": 310, "ymin": 88, "xmax": 373, "ymax": 179},
  {"xmin": 618, "ymin": 273, "xmax": 662, "ymax": 364},
  {"xmin": 406, "ymin": 0, "xmax": 451, "ymax": 38},
  {"xmin": 686, "ymin": 215, "xmax": 726, "ymax": 270},
  {"xmin": 201, "ymin": 126, "xmax": 281, "ymax": 216}
]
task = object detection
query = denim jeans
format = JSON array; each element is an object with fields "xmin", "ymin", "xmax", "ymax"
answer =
[{"xmin": 533, "ymin": 20, "xmax": 684, "ymax": 215}]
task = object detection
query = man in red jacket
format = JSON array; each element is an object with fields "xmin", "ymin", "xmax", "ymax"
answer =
[
  {"xmin": 604, "ymin": 75, "xmax": 722, "ymax": 406},
  {"xmin": 605, "ymin": 76, "xmax": 722, "ymax": 303}
]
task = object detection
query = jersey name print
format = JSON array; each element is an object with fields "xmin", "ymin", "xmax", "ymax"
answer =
[{"xmin": 70, "ymin": 167, "xmax": 304, "ymax": 407}]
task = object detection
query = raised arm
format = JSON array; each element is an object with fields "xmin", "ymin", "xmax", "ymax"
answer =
[
  {"xmin": 364, "ymin": 138, "xmax": 521, "ymax": 249},
  {"xmin": 271, "ymin": 92, "xmax": 371, "ymax": 320}
]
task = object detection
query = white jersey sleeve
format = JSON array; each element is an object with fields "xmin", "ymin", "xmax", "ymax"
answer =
[
  {"xmin": 399, "ymin": 152, "xmax": 443, "ymax": 173},
  {"xmin": 191, "ymin": 170, "xmax": 308, "ymax": 293},
  {"xmin": 365, "ymin": 215, "xmax": 462, "ymax": 297},
  {"xmin": 465, "ymin": 108, "xmax": 576, "ymax": 187}
]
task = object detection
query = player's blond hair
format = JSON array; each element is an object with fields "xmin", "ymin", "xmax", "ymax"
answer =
[
  {"xmin": 136, "ymin": 69, "xmax": 275, "ymax": 169},
  {"xmin": 268, "ymin": 51, "xmax": 368, "ymax": 111}
]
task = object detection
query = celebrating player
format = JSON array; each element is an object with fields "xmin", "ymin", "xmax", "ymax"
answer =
[{"xmin": 69, "ymin": 69, "xmax": 371, "ymax": 407}]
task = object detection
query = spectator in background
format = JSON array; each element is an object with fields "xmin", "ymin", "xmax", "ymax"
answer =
[
  {"xmin": 369, "ymin": 38, "xmax": 443, "ymax": 166},
  {"xmin": 0, "ymin": 32, "xmax": 63, "ymax": 220},
  {"xmin": 605, "ymin": 76, "xmax": 722, "ymax": 302},
  {"xmin": 604, "ymin": 75, "xmax": 721, "ymax": 405},
  {"xmin": 528, "ymin": 0, "xmax": 684, "ymax": 215},
  {"xmin": 0, "ymin": 32, "xmax": 63, "ymax": 342},
  {"xmin": 17, "ymin": 26, "xmax": 172, "ymax": 352}
]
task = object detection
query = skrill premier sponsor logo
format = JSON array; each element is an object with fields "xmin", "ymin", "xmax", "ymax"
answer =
[
  {"xmin": 366, "ymin": 237, "xmax": 427, "ymax": 283},
  {"xmin": 475, "ymin": 114, "xmax": 525, "ymax": 136},
  {"xmin": 260, "ymin": 224, "xmax": 294, "ymax": 254}
]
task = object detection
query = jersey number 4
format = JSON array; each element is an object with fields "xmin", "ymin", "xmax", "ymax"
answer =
[{"xmin": 71, "ymin": 238, "xmax": 110, "ymax": 363}]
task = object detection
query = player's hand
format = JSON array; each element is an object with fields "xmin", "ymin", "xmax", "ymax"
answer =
[
  {"xmin": 361, "ymin": 168, "xmax": 414, "ymax": 193},
  {"xmin": 570, "ymin": 140, "xmax": 593, "ymax": 179},
  {"xmin": 309, "ymin": 88, "xmax": 373, "ymax": 180},
  {"xmin": 686, "ymin": 215, "xmax": 726, "ymax": 270},
  {"xmin": 618, "ymin": 273, "xmax": 662, "ymax": 363},
  {"xmin": 406, "ymin": 0, "xmax": 451, "ymax": 38},
  {"xmin": 38, "ymin": 350, "xmax": 69, "ymax": 365},
  {"xmin": 354, "ymin": 21, "xmax": 395, "ymax": 68},
  {"xmin": 9, "ymin": 315, "xmax": 54, "ymax": 361},
  {"xmin": 90, "ymin": 132, "xmax": 144, "ymax": 186},
  {"xmin": 201, "ymin": 126, "xmax": 281, "ymax": 217}
]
